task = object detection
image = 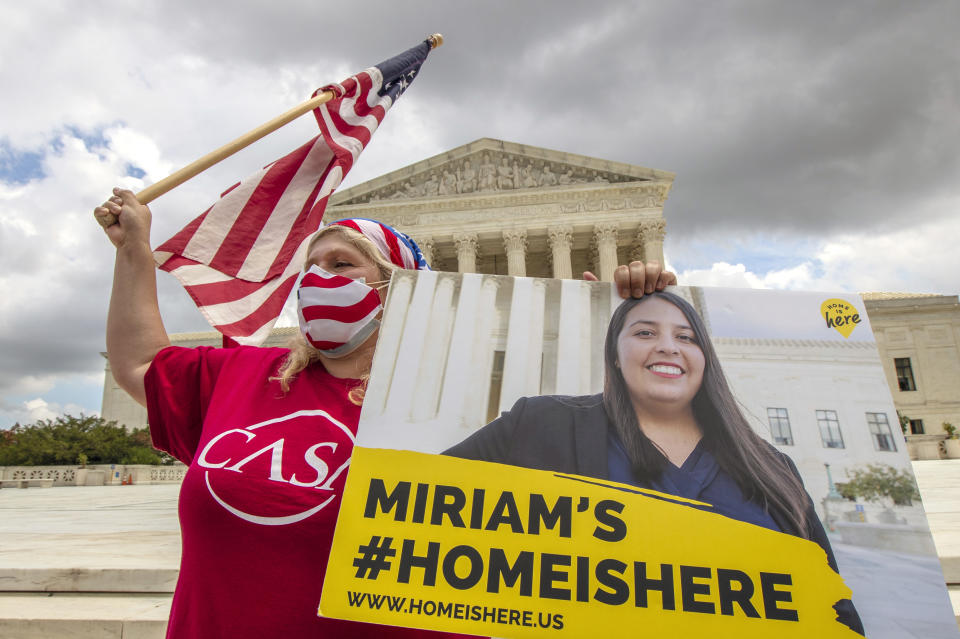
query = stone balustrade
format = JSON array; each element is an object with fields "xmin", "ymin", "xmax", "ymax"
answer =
[{"xmin": 0, "ymin": 463, "xmax": 187, "ymax": 486}]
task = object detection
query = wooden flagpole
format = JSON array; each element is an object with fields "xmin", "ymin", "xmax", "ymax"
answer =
[
  {"xmin": 136, "ymin": 91, "xmax": 336, "ymax": 206},
  {"xmin": 96, "ymin": 33, "xmax": 444, "ymax": 228}
]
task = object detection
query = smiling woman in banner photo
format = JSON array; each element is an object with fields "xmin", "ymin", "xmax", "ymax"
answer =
[
  {"xmin": 445, "ymin": 290, "xmax": 865, "ymax": 635},
  {"xmin": 96, "ymin": 188, "xmax": 674, "ymax": 638}
]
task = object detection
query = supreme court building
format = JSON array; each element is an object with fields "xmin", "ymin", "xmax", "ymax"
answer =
[{"xmin": 324, "ymin": 137, "xmax": 673, "ymax": 278}]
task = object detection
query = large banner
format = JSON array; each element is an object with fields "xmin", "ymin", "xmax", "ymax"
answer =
[
  {"xmin": 319, "ymin": 272, "xmax": 957, "ymax": 638},
  {"xmin": 324, "ymin": 448, "xmax": 855, "ymax": 637}
]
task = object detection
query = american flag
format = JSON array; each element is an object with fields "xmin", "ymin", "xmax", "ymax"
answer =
[
  {"xmin": 152, "ymin": 39, "xmax": 434, "ymax": 345},
  {"xmin": 296, "ymin": 267, "xmax": 383, "ymax": 353}
]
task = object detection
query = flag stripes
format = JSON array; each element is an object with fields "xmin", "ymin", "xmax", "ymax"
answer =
[
  {"xmin": 297, "ymin": 268, "xmax": 383, "ymax": 352},
  {"xmin": 152, "ymin": 39, "xmax": 433, "ymax": 345}
]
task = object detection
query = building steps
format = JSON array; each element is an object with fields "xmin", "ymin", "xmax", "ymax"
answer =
[{"xmin": 0, "ymin": 593, "xmax": 170, "ymax": 639}]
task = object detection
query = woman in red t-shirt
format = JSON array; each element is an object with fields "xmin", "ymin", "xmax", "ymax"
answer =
[{"xmin": 96, "ymin": 187, "xmax": 675, "ymax": 638}]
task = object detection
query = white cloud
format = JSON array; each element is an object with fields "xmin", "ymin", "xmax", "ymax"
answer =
[
  {"xmin": 22, "ymin": 398, "xmax": 59, "ymax": 422},
  {"xmin": 2, "ymin": 398, "xmax": 96, "ymax": 427},
  {"xmin": 103, "ymin": 126, "xmax": 173, "ymax": 183},
  {"xmin": 678, "ymin": 262, "xmax": 769, "ymax": 289},
  {"xmin": 677, "ymin": 208, "xmax": 960, "ymax": 295}
]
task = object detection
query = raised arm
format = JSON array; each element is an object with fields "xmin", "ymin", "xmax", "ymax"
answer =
[
  {"xmin": 96, "ymin": 188, "xmax": 170, "ymax": 406},
  {"xmin": 584, "ymin": 260, "xmax": 678, "ymax": 299}
]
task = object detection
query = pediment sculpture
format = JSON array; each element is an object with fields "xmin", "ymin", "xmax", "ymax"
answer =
[{"xmin": 338, "ymin": 151, "xmax": 644, "ymax": 204}]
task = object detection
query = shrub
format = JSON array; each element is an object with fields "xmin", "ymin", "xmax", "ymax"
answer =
[{"xmin": 844, "ymin": 463, "xmax": 920, "ymax": 506}]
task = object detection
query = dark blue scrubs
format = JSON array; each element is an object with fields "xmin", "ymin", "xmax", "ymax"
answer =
[{"xmin": 607, "ymin": 431, "xmax": 780, "ymax": 532}]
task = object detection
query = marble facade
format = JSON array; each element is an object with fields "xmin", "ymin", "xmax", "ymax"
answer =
[
  {"xmin": 324, "ymin": 137, "xmax": 673, "ymax": 280},
  {"xmin": 863, "ymin": 293, "xmax": 960, "ymax": 453}
]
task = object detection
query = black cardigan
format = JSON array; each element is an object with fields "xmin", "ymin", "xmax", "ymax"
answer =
[{"xmin": 446, "ymin": 394, "xmax": 864, "ymax": 635}]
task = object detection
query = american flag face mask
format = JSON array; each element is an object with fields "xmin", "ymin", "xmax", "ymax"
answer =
[{"xmin": 296, "ymin": 265, "xmax": 384, "ymax": 358}]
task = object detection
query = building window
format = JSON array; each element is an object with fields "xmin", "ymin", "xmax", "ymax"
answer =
[
  {"xmin": 866, "ymin": 413, "xmax": 897, "ymax": 452},
  {"xmin": 766, "ymin": 408, "xmax": 794, "ymax": 445},
  {"xmin": 894, "ymin": 357, "xmax": 917, "ymax": 391},
  {"xmin": 909, "ymin": 419, "xmax": 925, "ymax": 435},
  {"xmin": 816, "ymin": 410, "xmax": 845, "ymax": 449}
]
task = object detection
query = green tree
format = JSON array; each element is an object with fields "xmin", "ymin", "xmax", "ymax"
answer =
[
  {"xmin": 0, "ymin": 414, "xmax": 174, "ymax": 466},
  {"xmin": 844, "ymin": 463, "xmax": 920, "ymax": 506}
]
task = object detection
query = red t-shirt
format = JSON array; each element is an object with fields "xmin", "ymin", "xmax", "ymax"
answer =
[{"xmin": 145, "ymin": 345, "xmax": 465, "ymax": 638}]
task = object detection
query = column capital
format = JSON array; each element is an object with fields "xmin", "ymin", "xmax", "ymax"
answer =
[
  {"xmin": 502, "ymin": 229, "xmax": 528, "ymax": 277},
  {"xmin": 412, "ymin": 235, "xmax": 437, "ymax": 269},
  {"xmin": 592, "ymin": 223, "xmax": 619, "ymax": 282},
  {"xmin": 548, "ymin": 225, "xmax": 573, "ymax": 280},
  {"xmin": 638, "ymin": 218, "xmax": 666, "ymax": 242},
  {"xmin": 502, "ymin": 228, "xmax": 528, "ymax": 253},
  {"xmin": 453, "ymin": 232, "xmax": 479, "ymax": 253},
  {"xmin": 547, "ymin": 225, "xmax": 573, "ymax": 251},
  {"xmin": 593, "ymin": 222, "xmax": 619, "ymax": 245},
  {"xmin": 453, "ymin": 232, "xmax": 479, "ymax": 273}
]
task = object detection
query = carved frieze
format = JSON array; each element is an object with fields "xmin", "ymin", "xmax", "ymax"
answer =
[{"xmin": 337, "ymin": 150, "xmax": 646, "ymax": 205}]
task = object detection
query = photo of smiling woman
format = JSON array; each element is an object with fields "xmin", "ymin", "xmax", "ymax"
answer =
[{"xmin": 445, "ymin": 290, "xmax": 864, "ymax": 635}]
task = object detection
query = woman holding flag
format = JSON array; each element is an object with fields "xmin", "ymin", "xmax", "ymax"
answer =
[{"xmin": 98, "ymin": 187, "xmax": 675, "ymax": 637}]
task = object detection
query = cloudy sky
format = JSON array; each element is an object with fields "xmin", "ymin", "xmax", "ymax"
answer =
[{"xmin": 1, "ymin": 1, "xmax": 958, "ymax": 427}]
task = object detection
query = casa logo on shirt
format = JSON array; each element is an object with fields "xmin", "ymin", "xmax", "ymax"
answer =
[{"xmin": 195, "ymin": 410, "xmax": 355, "ymax": 526}]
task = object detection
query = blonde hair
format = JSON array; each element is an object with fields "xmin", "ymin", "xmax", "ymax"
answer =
[{"xmin": 273, "ymin": 224, "xmax": 397, "ymax": 403}]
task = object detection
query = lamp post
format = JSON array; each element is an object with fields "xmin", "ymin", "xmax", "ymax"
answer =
[
  {"xmin": 822, "ymin": 463, "xmax": 843, "ymax": 532},
  {"xmin": 825, "ymin": 463, "xmax": 843, "ymax": 499}
]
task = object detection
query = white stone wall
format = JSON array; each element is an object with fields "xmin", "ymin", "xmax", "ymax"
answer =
[
  {"xmin": 864, "ymin": 294, "xmax": 960, "ymax": 436},
  {"xmin": 712, "ymin": 338, "xmax": 915, "ymax": 518}
]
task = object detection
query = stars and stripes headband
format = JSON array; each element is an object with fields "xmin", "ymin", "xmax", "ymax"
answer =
[{"xmin": 329, "ymin": 218, "xmax": 430, "ymax": 271}]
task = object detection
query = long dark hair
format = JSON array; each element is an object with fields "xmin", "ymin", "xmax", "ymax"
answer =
[{"xmin": 602, "ymin": 291, "xmax": 810, "ymax": 537}]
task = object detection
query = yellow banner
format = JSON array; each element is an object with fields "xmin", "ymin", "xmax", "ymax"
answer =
[{"xmin": 320, "ymin": 448, "xmax": 859, "ymax": 638}]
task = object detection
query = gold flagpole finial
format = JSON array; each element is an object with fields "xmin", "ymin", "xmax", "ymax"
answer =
[{"xmin": 427, "ymin": 33, "xmax": 444, "ymax": 49}]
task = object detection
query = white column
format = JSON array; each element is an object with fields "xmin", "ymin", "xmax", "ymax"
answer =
[
  {"xmin": 593, "ymin": 223, "xmax": 619, "ymax": 282},
  {"xmin": 554, "ymin": 279, "xmax": 592, "ymax": 395},
  {"xmin": 453, "ymin": 232, "xmax": 478, "ymax": 273},
  {"xmin": 384, "ymin": 270, "xmax": 439, "ymax": 422},
  {"xmin": 639, "ymin": 218, "xmax": 666, "ymax": 265},
  {"xmin": 499, "ymin": 278, "xmax": 547, "ymax": 413},
  {"xmin": 466, "ymin": 277, "xmax": 502, "ymax": 427},
  {"xmin": 437, "ymin": 274, "xmax": 502, "ymax": 432},
  {"xmin": 360, "ymin": 270, "xmax": 417, "ymax": 427},
  {"xmin": 411, "ymin": 273, "xmax": 457, "ymax": 422},
  {"xmin": 547, "ymin": 225, "xmax": 573, "ymax": 279},
  {"xmin": 502, "ymin": 229, "xmax": 528, "ymax": 277}
]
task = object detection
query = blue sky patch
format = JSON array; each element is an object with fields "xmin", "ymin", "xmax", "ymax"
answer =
[
  {"xmin": 1, "ymin": 374, "xmax": 104, "ymax": 429},
  {"xmin": 0, "ymin": 140, "xmax": 46, "ymax": 184}
]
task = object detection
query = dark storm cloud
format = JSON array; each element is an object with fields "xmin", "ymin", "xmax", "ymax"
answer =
[
  {"xmin": 147, "ymin": 1, "xmax": 959, "ymax": 237},
  {"xmin": 2, "ymin": 1, "xmax": 958, "ymax": 424}
]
